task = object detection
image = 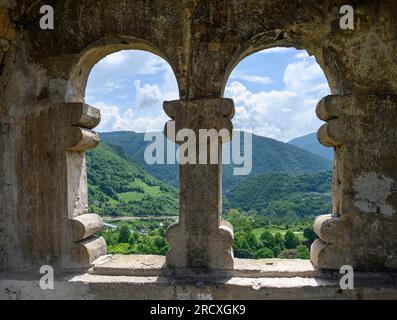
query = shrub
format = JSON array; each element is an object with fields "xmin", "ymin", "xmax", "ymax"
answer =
[
  {"xmin": 118, "ymin": 225, "xmax": 130, "ymax": 243},
  {"xmin": 279, "ymin": 249, "xmax": 298, "ymax": 259},
  {"xmin": 296, "ymin": 245, "xmax": 310, "ymax": 259},
  {"xmin": 284, "ymin": 230, "xmax": 300, "ymax": 249},
  {"xmin": 255, "ymin": 247, "xmax": 274, "ymax": 259}
]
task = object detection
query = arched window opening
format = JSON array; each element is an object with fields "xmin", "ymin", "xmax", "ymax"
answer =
[
  {"xmin": 85, "ymin": 50, "xmax": 180, "ymax": 256},
  {"xmin": 222, "ymin": 47, "xmax": 333, "ymax": 260}
]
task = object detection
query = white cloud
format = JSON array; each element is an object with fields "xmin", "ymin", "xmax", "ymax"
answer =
[
  {"xmin": 94, "ymin": 102, "xmax": 168, "ymax": 133},
  {"xmin": 86, "ymin": 50, "xmax": 180, "ymax": 133},
  {"xmin": 134, "ymin": 80, "xmax": 163, "ymax": 111},
  {"xmin": 93, "ymin": 50, "xmax": 170, "ymax": 75},
  {"xmin": 225, "ymin": 55, "xmax": 331, "ymax": 142},
  {"xmin": 88, "ymin": 48, "xmax": 330, "ymax": 140},
  {"xmin": 140, "ymin": 55, "xmax": 169, "ymax": 75},
  {"xmin": 94, "ymin": 103, "xmax": 129, "ymax": 132},
  {"xmin": 294, "ymin": 51, "xmax": 310, "ymax": 59},
  {"xmin": 100, "ymin": 51, "xmax": 128, "ymax": 65},
  {"xmin": 259, "ymin": 47, "xmax": 295, "ymax": 54},
  {"xmin": 284, "ymin": 58, "xmax": 326, "ymax": 94},
  {"xmin": 232, "ymin": 75, "xmax": 273, "ymax": 85}
]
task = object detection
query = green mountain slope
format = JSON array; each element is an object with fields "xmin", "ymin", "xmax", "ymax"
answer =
[
  {"xmin": 100, "ymin": 131, "xmax": 332, "ymax": 191},
  {"xmin": 224, "ymin": 171, "xmax": 332, "ymax": 219},
  {"xmin": 288, "ymin": 132, "xmax": 334, "ymax": 160},
  {"xmin": 86, "ymin": 142, "xmax": 179, "ymax": 217}
]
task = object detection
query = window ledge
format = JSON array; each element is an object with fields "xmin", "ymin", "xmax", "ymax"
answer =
[
  {"xmin": 90, "ymin": 255, "xmax": 320, "ymax": 278},
  {"xmin": 1, "ymin": 255, "xmax": 397, "ymax": 300}
]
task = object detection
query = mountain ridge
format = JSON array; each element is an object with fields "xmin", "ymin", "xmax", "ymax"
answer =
[
  {"xmin": 288, "ymin": 132, "xmax": 333, "ymax": 160},
  {"xmin": 99, "ymin": 131, "xmax": 332, "ymax": 191}
]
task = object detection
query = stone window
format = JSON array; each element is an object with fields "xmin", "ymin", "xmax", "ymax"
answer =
[
  {"xmin": 1, "ymin": 4, "xmax": 396, "ymax": 294},
  {"xmin": 221, "ymin": 48, "xmax": 333, "ymax": 261},
  {"xmin": 84, "ymin": 49, "xmax": 180, "ymax": 257}
]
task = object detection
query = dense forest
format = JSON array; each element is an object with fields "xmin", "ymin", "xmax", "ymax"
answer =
[
  {"xmin": 99, "ymin": 209, "xmax": 317, "ymax": 259},
  {"xmin": 224, "ymin": 171, "xmax": 332, "ymax": 219}
]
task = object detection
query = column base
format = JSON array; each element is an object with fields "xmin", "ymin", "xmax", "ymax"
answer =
[{"xmin": 166, "ymin": 220, "xmax": 234, "ymax": 270}]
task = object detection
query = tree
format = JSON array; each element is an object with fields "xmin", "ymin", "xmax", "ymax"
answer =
[
  {"xmin": 274, "ymin": 232, "xmax": 285, "ymax": 250},
  {"xmin": 296, "ymin": 245, "xmax": 310, "ymax": 259},
  {"xmin": 260, "ymin": 231, "xmax": 275, "ymax": 248},
  {"xmin": 255, "ymin": 247, "xmax": 274, "ymax": 259},
  {"xmin": 303, "ymin": 227, "xmax": 317, "ymax": 245},
  {"xmin": 245, "ymin": 232, "xmax": 259, "ymax": 250},
  {"xmin": 153, "ymin": 236, "xmax": 167, "ymax": 249},
  {"xmin": 284, "ymin": 230, "xmax": 300, "ymax": 249},
  {"xmin": 272, "ymin": 245, "xmax": 282, "ymax": 258},
  {"xmin": 118, "ymin": 225, "xmax": 130, "ymax": 243},
  {"xmin": 234, "ymin": 232, "xmax": 254, "ymax": 259},
  {"xmin": 128, "ymin": 232, "xmax": 139, "ymax": 245}
]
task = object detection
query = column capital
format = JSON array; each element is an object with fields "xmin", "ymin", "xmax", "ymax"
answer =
[{"xmin": 164, "ymin": 98, "xmax": 234, "ymax": 140}]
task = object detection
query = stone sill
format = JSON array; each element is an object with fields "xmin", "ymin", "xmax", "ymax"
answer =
[
  {"xmin": 90, "ymin": 255, "xmax": 397, "ymax": 280},
  {"xmin": 90, "ymin": 255, "xmax": 320, "ymax": 278},
  {"xmin": 1, "ymin": 255, "xmax": 397, "ymax": 300}
]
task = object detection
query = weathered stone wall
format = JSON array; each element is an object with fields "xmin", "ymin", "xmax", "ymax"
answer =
[{"xmin": 0, "ymin": 0, "xmax": 397, "ymax": 274}]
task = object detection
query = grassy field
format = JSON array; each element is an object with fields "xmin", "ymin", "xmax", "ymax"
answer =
[{"xmin": 117, "ymin": 179, "xmax": 162, "ymax": 202}]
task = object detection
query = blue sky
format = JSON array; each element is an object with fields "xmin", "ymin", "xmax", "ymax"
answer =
[{"xmin": 86, "ymin": 47, "xmax": 330, "ymax": 142}]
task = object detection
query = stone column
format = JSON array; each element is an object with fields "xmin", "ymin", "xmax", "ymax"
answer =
[
  {"xmin": 311, "ymin": 94, "xmax": 397, "ymax": 271},
  {"xmin": 2, "ymin": 102, "xmax": 106, "ymax": 271},
  {"xmin": 163, "ymin": 98, "xmax": 235, "ymax": 270}
]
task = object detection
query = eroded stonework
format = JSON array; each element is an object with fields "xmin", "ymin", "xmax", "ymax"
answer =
[{"xmin": 1, "ymin": 1, "xmax": 397, "ymax": 279}]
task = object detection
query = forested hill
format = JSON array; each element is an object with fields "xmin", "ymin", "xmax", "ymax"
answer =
[
  {"xmin": 223, "ymin": 171, "xmax": 332, "ymax": 219},
  {"xmin": 86, "ymin": 139, "xmax": 332, "ymax": 219},
  {"xmin": 288, "ymin": 132, "xmax": 334, "ymax": 160},
  {"xmin": 100, "ymin": 131, "xmax": 332, "ymax": 191},
  {"xmin": 86, "ymin": 142, "xmax": 179, "ymax": 217}
]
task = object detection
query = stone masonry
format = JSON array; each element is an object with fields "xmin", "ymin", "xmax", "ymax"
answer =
[{"xmin": 1, "ymin": 0, "xmax": 397, "ymax": 299}]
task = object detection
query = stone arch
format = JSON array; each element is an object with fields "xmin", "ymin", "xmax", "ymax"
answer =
[
  {"xmin": 218, "ymin": 33, "xmax": 397, "ymax": 270},
  {"xmin": 221, "ymin": 43, "xmax": 339, "ymax": 98},
  {"xmin": 61, "ymin": 38, "xmax": 182, "ymax": 268},
  {"xmin": 221, "ymin": 46, "xmax": 334, "ymax": 260},
  {"xmin": 65, "ymin": 35, "xmax": 181, "ymax": 103}
]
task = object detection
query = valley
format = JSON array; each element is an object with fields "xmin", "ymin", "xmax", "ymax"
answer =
[{"xmin": 87, "ymin": 131, "xmax": 332, "ymax": 259}]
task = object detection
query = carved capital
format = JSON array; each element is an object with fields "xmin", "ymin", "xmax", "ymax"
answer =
[
  {"xmin": 164, "ymin": 98, "xmax": 234, "ymax": 144},
  {"xmin": 316, "ymin": 94, "xmax": 397, "ymax": 148}
]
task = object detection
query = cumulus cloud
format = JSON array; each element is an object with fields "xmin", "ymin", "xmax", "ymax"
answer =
[
  {"xmin": 101, "ymin": 51, "xmax": 127, "ymax": 65},
  {"xmin": 86, "ymin": 50, "xmax": 180, "ymax": 133},
  {"xmin": 95, "ymin": 102, "xmax": 169, "ymax": 133},
  {"xmin": 294, "ymin": 51, "xmax": 310, "ymax": 59},
  {"xmin": 134, "ymin": 80, "xmax": 163, "ymax": 111},
  {"xmin": 94, "ymin": 102, "xmax": 129, "ymax": 132},
  {"xmin": 284, "ymin": 58, "xmax": 325, "ymax": 94},
  {"xmin": 231, "ymin": 75, "xmax": 273, "ymax": 85},
  {"xmin": 88, "ymin": 49, "xmax": 330, "ymax": 141},
  {"xmin": 94, "ymin": 50, "xmax": 170, "ymax": 75},
  {"xmin": 259, "ymin": 47, "xmax": 295, "ymax": 54},
  {"xmin": 225, "ymin": 53, "xmax": 330, "ymax": 142}
]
